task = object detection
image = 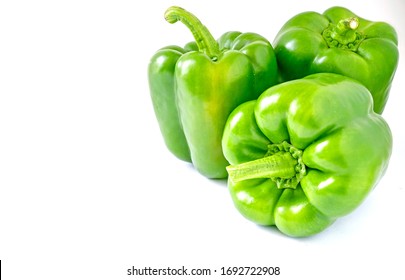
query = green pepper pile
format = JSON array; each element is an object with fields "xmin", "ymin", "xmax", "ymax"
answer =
[{"xmin": 148, "ymin": 6, "xmax": 398, "ymax": 237}]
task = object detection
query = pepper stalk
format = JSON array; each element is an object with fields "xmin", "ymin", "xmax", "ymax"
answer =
[
  {"xmin": 322, "ymin": 17, "xmax": 365, "ymax": 50},
  {"xmin": 164, "ymin": 6, "xmax": 220, "ymax": 61},
  {"xmin": 226, "ymin": 141, "xmax": 307, "ymax": 189}
]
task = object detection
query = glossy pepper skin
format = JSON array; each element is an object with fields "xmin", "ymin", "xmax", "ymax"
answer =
[
  {"xmin": 148, "ymin": 6, "xmax": 278, "ymax": 178},
  {"xmin": 273, "ymin": 6, "xmax": 399, "ymax": 114},
  {"xmin": 222, "ymin": 73, "xmax": 392, "ymax": 237}
]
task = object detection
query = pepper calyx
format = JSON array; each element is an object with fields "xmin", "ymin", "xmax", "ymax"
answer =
[{"xmin": 322, "ymin": 17, "xmax": 366, "ymax": 51}]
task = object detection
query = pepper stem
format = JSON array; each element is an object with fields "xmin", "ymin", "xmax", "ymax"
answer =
[
  {"xmin": 164, "ymin": 6, "xmax": 220, "ymax": 60},
  {"xmin": 322, "ymin": 17, "xmax": 365, "ymax": 51},
  {"xmin": 227, "ymin": 152, "xmax": 297, "ymax": 182},
  {"xmin": 226, "ymin": 142, "xmax": 306, "ymax": 189},
  {"xmin": 333, "ymin": 17, "xmax": 359, "ymax": 44}
]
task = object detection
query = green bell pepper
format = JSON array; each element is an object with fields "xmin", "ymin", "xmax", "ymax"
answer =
[
  {"xmin": 148, "ymin": 6, "xmax": 278, "ymax": 178},
  {"xmin": 222, "ymin": 73, "xmax": 392, "ymax": 237},
  {"xmin": 273, "ymin": 6, "xmax": 399, "ymax": 114}
]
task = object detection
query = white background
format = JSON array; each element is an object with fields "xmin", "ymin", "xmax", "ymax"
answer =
[{"xmin": 1, "ymin": 0, "xmax": 404, "ymax": 279}]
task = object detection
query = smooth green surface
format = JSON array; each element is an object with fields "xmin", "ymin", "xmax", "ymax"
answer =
[
  {"xmin": 148, "ymin": 6, "xmax": 278, "ymax": 178},
  {"xmin": 273, "ymin": 6, "xmax": 399, "ymax": 114},
  {"xmin": 222, "ymin": 73, "xmax": 392, "ymax": 237}
]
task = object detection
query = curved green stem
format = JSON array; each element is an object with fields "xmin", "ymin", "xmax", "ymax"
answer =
[
  {"xmin": 226, "ymin": 142, "xmax": 306, "ymax": 189},
  {"xmin": 164, "ymin": 6, "xmax": 220, "ymax": 60}
]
